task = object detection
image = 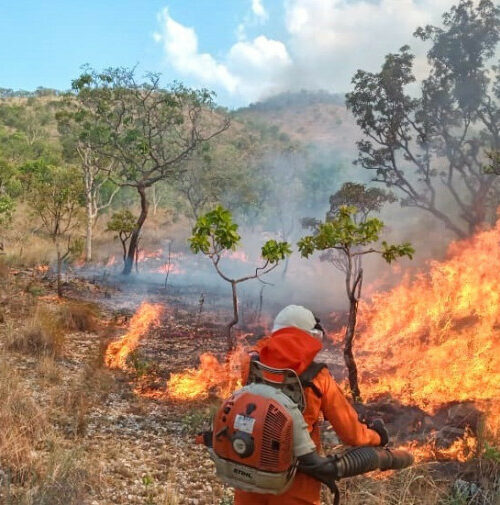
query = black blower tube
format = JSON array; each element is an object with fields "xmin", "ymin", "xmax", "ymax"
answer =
[
  {"xmin": 334, "ymin": 447, "xmax": 413, "ymax": 478},
  {"xmin": 298, "ymin": 447, "xmax": 413, "ymax": 489}
]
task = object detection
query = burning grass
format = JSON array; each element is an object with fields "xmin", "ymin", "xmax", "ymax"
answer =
[
  {"xmin": 167, "ymin": 347, "xmax": 248, "ymax": 401},
  {"xmin": 105, "ymin": 301, "xmax": 163, "ymax": 369}
]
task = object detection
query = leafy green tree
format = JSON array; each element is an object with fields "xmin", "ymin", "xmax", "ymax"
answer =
[
  {"xmin": 56, "ymin": 103, "xmax": 120, "ymax": 262},
  {"xmin": 0, "ymin": 195, "xmax": 14, "ymax": 250},
  {"xmin": 27, "ymin": 164, "xmax": 84, "ymax": 297},
  {"xmin": 71, "ymin": 66, "xmax": 230, "ymax": 275},
  {"xmin": 190, "ymin": 206, "xmax": 292, "ymax": 349},
  {"xmin": 106, "ymin": 210, "xmax": 137, "ymax": 264},
  {"xmin": 298, "ymin": 204, "xmax": 414, "ymax": 401},
  {"xmin": 346, "ymin": 0, "xmax": 500, "ymax": 238}
]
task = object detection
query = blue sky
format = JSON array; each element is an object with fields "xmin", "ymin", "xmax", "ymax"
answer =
[{"xmin": 0, "ymin": 0, "xmax": 457, "ymax": 107}]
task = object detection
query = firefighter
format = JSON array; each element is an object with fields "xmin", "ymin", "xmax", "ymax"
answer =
[{"xmin": 235, "ymin": 304, "xmax": 388, "ymax": 505}]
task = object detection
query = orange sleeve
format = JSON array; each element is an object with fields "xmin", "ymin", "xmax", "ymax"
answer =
[{"xmin": 317, "ymin": 369, "xmax": 381, "ymax": 447}]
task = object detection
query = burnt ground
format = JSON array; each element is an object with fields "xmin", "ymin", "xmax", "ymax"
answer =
[{"xmin": 1, "ymin": 268, "xmax": 498, "ymax": 505}]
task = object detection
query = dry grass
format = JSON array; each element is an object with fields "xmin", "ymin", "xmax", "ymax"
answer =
[
  {"xmin": 326, "ymin": 463, "xmax": 499, "ymax": 505},
  {"xmin": 13, "ymin": 447, "xmax": 91, "ymax": 505},
  {"xmin": 55, "ymin": 361, "xmax": 115, "ymax": 438},
  {"xmin": 0, "ymin": 360, "xmax": 48, "ymax": 482},
  {"xmin": 0, "ymin": 258, "xmax": 10, "ymax": 280},
  {"xmin": 58, "ymin": 300, "xmax": 100, "ymax": 333},
  {"xmin": 37, "ymin": 355, "xmax": 62, "ymax": 384},
  {"xmin": 7, "ymin": 301, "xmax": 100, "ymax": 358},
  {"xmin": 8, "ymin": 305, "xmax": 66, "ymax": 358}
]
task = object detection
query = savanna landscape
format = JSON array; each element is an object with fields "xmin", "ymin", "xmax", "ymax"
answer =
[{"xmin": 0, "ymin": 1, "xmax": 499, "ymax": 504}]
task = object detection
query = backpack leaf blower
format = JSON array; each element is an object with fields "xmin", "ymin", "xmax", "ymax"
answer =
[{"xmin": 196, "ymin": 361, "xmax": 413, "ymax": 503}]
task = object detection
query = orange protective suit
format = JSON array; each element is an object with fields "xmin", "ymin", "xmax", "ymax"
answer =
[{"xmin": 234, "ymin": 327, "xmax": 381, "ymax": 505}]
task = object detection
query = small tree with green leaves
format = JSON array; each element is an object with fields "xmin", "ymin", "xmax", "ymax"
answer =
[
  {"xmin": 28, "ymin": 165, "xmax": 84, "ymax": 297},
  {"xmin": 190, "ymin": 206, "xmax": 292, "ymax": 349},
  {"xmin": 106, "ymin": 210, "xmax": 137, "ymax": 265},
  {"xmin": 298, "ymin": 205, "xmax": 414, "ymax": 401}
]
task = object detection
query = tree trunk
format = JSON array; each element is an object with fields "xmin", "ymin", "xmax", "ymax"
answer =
[
  {"xmin": 227, "ymin": 281, "xmax": 239, "ymax": 350},
  {"xmin": 344, "ymin": 296, "xmax": 361, "ymax": 402},
  {"xmin": 56, "ymin": 241, "xmax": 63, "ymax": 298},
  {"xmin": 85, "ymin": 204, "xmax": 94, "ymax": 263},
  {"xmin": 123, "ymin": 186, "xmax": 148, "ymax": 275}
]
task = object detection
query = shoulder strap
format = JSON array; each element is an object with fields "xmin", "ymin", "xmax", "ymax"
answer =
[{"xmin": 299, "ymin": 362, "xmax": 328, "ymax": 398}]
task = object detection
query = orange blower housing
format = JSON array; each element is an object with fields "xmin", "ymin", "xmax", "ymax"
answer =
[{"xmin": 211, "ymin": 388, "xmax": 297, "ymax": 494}]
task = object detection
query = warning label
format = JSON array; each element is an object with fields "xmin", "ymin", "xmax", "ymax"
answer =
[{"xmin": 234, "ymin": 415, "xmax": 256, "ymax": 434}]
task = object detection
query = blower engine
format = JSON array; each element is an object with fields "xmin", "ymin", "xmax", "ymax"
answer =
[{"xmin": 198, "ymin": 361, "xmax": 414, "ymax": 500}]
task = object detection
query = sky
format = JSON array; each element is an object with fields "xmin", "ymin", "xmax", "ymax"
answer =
[{"xmin": 0, "ymin": 0, "xmax": 460, "ymax": 108}]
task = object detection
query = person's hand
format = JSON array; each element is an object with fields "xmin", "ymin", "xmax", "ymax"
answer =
[{"xmin": 368, "ymin": 419, "xmax": 389, "ymax": 446}]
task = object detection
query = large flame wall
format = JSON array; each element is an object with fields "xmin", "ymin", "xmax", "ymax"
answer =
[{"xmin": 356, "ymin": 220, "xmax": 500, "ymax": 422}]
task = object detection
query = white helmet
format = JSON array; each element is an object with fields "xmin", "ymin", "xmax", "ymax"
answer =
[{"xmin": 272, "ymin": 305, "xmax": 324, "ymax": 340}]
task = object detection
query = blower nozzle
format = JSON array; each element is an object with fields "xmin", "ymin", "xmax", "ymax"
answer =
[{"xmin": 298, "ymin": 446, "xmax": 414, "ymax": 490}]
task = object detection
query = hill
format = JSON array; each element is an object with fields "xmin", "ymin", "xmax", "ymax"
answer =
[{"xmin": 234, "ymin": 90, "xmax": 360, "ymax": 151}]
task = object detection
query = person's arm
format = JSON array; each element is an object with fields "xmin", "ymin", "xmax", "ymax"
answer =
[{"xmin": 317, "ymin": 369, "xmax": 381, "ymax": 446}]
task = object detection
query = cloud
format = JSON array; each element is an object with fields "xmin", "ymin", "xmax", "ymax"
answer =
[
  {"xmin": 154, "ymin": 8, "xmax": 238, "ymax": 93},
  {"xmin": 252, "ymin": 0, "xmax": 269, "ymax": 21},
  {"xmin": 282, "ymin": 0, "xmax": 458, "ymax": 92},
  {"xmin": 154, "ymin": 8, "xmax": 291, "ymax": 102},
  {"xmin": 155, "ymin": 0, "xmax": 461, "ymax": 105}
]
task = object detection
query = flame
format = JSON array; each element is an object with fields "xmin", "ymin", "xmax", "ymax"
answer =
[
  {"xmin": 155, "ymin": 263, "xmax": 186, "ymax": 275},
  {"xmin": 167, "ymin": 347, "xmax": 248, "ymax": 400},
  {"xmin": 353, "ymin": 221, "xmax": 500, "ymax": 414},
  {"xmin": 105, "ymin": 302, "xmax": 163, "ymax": 370},
  {"xmin": 35, "ymin": 265, "xmax": 49, "ymax": 274},
  {"xmin": 136, "ymin": 249, "xmax": 163, "ymax": 262},
  {"xmin": 105, "ymin": 255, "xmax": 117, "ymax": 267}
]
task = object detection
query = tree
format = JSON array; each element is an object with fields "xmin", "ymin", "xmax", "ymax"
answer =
[
  {"xmin": 346, "ymin": 0, "xmax": 500, "ymax": 238},
  {"xmin": 189, "ymin": 206, "xmax": 292, "ymax": 349},
  {"xmin": 298, "ymin": 201, "xmax": 414, "ymax": 401},
  {"xmin": 484, "ymin": 150, "xmax": 500, "ymax": 175},
  {"xmin": 0, "ymin": 195, "xmax": 14, "ymax": 250},
  {"xmin": 106, "ymin": 210, "xmax": 137, "ymax": 264},
  {"xmin": 56, "ymin": 105, "xmax": 119, "ymax": 262},
  {"xmin": 28, "ymin": 164, "xmax": 84, "ymax": 297},
  {"xmin": 72, "ymin": 67, "xmax": 230, "ymax": 275}
]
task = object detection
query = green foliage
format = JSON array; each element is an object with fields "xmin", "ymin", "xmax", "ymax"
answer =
[
  {"xmin": 106, "ymin": 209, "xmax": 137, "ymax": 235},
  {"xmin": 70, "ymin": 66, "xmax": 229, "ymax": 189},
  {"xmin": 28, "ymin": 164, "xmax": 84, "ymax": 239},
  {"xmin": 126, "ymin": 350, "xmax": 154, "ymax": 378},
  {"xmin": 298, "ymin": 206, "xmax": 414, "ymax": 263},
  {"xmin": 0, "ymin": 195, "xmax": 15, "ymax": 227},
  {"xmin": 327, "ymin": 182, "xmax": 395, "ymax": 220},
  {"xmin": 189, "ymin": 206, "xmax": 241, "ymax": 255},
  {"xmin": 299, "ymin": 206, "xmax": 381, "ymax": 256},
  {"xmin": 261, "ymin": 240, "xmax": 292, "ymax": 263},
  {"xmin": 381, "ymin": 241, "xmax": 415, "ymax": 263},
  {"xmin": 482, "ymin": 443, "xmax": 500, "ymax": 463}
]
